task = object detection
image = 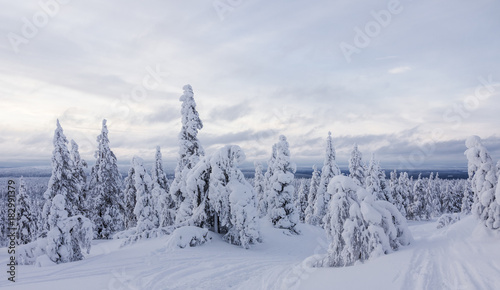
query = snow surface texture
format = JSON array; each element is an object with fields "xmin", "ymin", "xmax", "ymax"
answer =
[{"xmin": 3, "ymin": 217, "xmax": 500, "ymax": 290}]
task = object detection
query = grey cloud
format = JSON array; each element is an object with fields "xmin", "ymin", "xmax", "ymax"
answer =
[{"xmin": 208, "ymin": 103, "xmax": 252, "ymax": 122}]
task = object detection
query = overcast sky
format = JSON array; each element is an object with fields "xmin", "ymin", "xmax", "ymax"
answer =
[{"xmin": 1, "ymin": 0, "xmax": 499, "ymax": 170}]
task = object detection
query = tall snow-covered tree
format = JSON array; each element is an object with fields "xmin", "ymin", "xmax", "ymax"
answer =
[
  {"xmin": 295, "ymin": 179, "xmax": 309, "ymax": 222},
  {"xmin": 349, "ymin": 143, "xmax": 365, "ymax": 187},
  {"xmin": 389, "ymin": 170, "xmax": 405, "ymax": 216},
  {"xmin": 151, "ymin": 146, "xmax": 175, "ymax": 227},
  {"xmin": 253, "ymin": 161, "xmax": 266, "ymax": 217},
  {"xmin": 408, "ymin": 174, "xmax": 426, "ymax": 220},
  {"xmin": 88, "ymin": 119, "xmax": 124, "ymax": 239},
  {"xmin": 312, "ymin": 132, "xmax": 340, "ymax": 226},
  {"xmin": 43, "ymin": 120, "xmax": 83, "ymax": 232},
  {"xmin": 305, "ymin": 165, "xmax": 321, "ymax": 225},
  {"xmin": 398, "ymin": 172, "xmax": 412, "ymax": 217},
  {"xmin": 16, "ymin": 177, "xmax": 35, "ymax": 244},
  {"xmin": 133, "ymin": 156, "xmax": 159, "ymax": 235},
  {"xmin": 464, "ymin": 135, "xmax": 499, "ymax": 229},
  {"xmin": 185, "ymin": 145, "xmax": 260, "ymax": 248},
  {"xmin": 122, "ymin": 165, "xmax": 137, "ymax": 229},
  {"xmin": 319, "ymin": 176, "xmax": 411, "ymax": 267},
  {"xmin": 263, "ymin": 144, "xmax": 278, "ymax": 214},
  {"xmin": 267, "ymin": 135, "xmax": 299, "ymax": 233},
  {"xmin": 171, "ymin": 85, "xmax": 205, "ymax": 215},
  {"xmin": 70, "ymin": 140, "xmax": 87, "ymax": 215}
]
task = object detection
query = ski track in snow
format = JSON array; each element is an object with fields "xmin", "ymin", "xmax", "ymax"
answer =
[
  {"xmin": 402, "ymin": 218, "xmax": 500, "ymax": 290},
  {"xmin": 2, "ymin": 217, "xmax": 500, "ymax": 290}
]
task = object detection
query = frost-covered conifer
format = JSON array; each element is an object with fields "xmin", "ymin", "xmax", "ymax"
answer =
[
  {"xmin": 461, "ymin": 180, "xmax": 474, "ymax": 214},
  {"xmin": 267, "ymin": 135, "xmax": 299, "ymax": 233},
  {"xmin": 305, "ymin": 165, "xmax": 321, "ymax": 225},
  {"xmin": 319, "ymin": 176, "xmax": 411, "ymax": 267},
  {"xmin": 17, "ymin": 177, "xmax": 35, "ymax": 244},
  {"xmin": 312, "ymin": 132, "xmax": 340, "ymax": 226},
  {"xmin": 365, "ymin": 155, "xmax": 384, "ymax": 200},
  {"xmin": 45, "ymin": 194, "xmax": 92, "ymax": 264},
  {"xmin": 254, "ymin": 161, "xmax": 266, "ymax": 217},
  {"xmin": 264, "ymin": 144, "xmax": 278, "ymax": 214},
  {"xmin": 151, "ymin": 146, "xmax": 175, "ymax": 227},
  {"xmin": 389, "ymin": 170, "xmax": 405, "ymax": 216},
  {"xmin": 70, "ymin": 140, "xmax": 87, "ymax": 215},
  {"xmin": 295, "ymin": 179, "xmax": 309, "ymax": 222},
  {"xmin": 123, "ymin": 165, "xmax": 137, "ymax": 229},
  {"xmin": 171, "ymin": 85, "xmax": 205, "ymax": 220},
  {"xmin": 408, "ymin": 174, "xmax": 426, "ymax": 220},
  {"xmin": 398, "ymin": 172, "xmax": 412, "ymax": 218},
  {"xmin": 349, "ymin": 143, "xmax": 365, "ymax": 187},
  {"xmin": 43, "ymin": 120, "xmax": 83, "ymax": 232},
  {"xmin": 133, "ymin": 156, "xmax": 158, "ymax": 234},
  {"xmin": 88, "ymin": 119, "xmax": 124, "ymax": 239},
  {"xmin": 464, "ymin": 136, "xmax": 499, "ymax": 229},
  {"xmin": 186, "ymin": 145, "xmax": 260, "ymax": 248}
]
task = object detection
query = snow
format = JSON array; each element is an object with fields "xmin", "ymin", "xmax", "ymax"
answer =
[
  {"xmin": 165, "ymin": 226, "xmax": 211, "ymax": 249},
  {"xmin": 3, "ymin": 216, "xmax": 500, "ymax": 289}
]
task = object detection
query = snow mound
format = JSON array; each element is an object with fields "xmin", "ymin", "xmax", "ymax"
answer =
[
  {"xmin": 166, "ymin": 226, "xmax": 211, "ymax": 249},
  {"xmin": 35, "ymin": 254, "xmax": 56, "ymax": 267},
  {"xmin": 437, "ymin": 213, "xmax": 462, "ymax": 229}
]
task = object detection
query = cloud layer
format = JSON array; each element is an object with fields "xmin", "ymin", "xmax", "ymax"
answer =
[{"xmin": 1, "ymin": 0, "xmax": 499, "ymax": 170}]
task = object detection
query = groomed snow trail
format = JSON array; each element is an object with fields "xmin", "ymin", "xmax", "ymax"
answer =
[{"xmin": 401, "ymin": 217, "xmax": 500, "ymax": 290}]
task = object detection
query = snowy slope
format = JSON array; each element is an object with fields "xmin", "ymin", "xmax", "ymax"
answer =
[{"xmin": 2, "ymin": 217, "xmax": 500, "ymax": 290}]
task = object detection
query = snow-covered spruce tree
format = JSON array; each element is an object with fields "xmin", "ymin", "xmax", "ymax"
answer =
[
  {"xmin": 263, "ymin": 144, "xmax": 278, "ymax": 215},
  {"xmin": 45, "ymin": 194, "xmax": 92, "ymax": 264},
  {"xmin": 461, "ymin": 180, "xmax": 474, "ymax": 214},
  {"xmin": 186, "ymin": 145, "xmax": 260, "ymax": 248},
  {"xmin": 464, "ymin": 135, "xmax": 499, "ymax": 229},
  {"xmin": 267, "ymin": 135, "xmax": 299, "ymax": 233},
  {"xmin": 42, "ymin": 120, "xmax": 84, "ymax": 233},
  {"xmin": 398, "ymin": 172, "xmax": 413, "ymax": 218},
  {"xmin": 365, "ymin": 155, "xmax": 384, "ymax": 201},
  {"xmin": 122, "ymin": 165, "xmax": 137, "ymax": 229},
  {"xmin": 172, "ymin": 85, "xmax": 205, "ymax": 224},
  {"xmin": 408, "ymin": 174, "xmax": 426, "ymax": 220},
  {"xmin": 254, "ymin": 161, "xmax": 266, "ymax": 218},
  {"xmin": 318, "ymin": 176, "xmax": 411, "ymax": 267},
  {"xmin": 88, "ymin": 119, "xmax": 124, "ymax": 239},
  {"xmin": 305, "ymin": 164, "xmax": 321, "ymax": 225},
  {"xmin": 132, "ymin": 156, "xmax": 159, "ymax": 236},
  {"xmin": 17, "ymin": 177, "xmax": 35, "ymax": 244},
  {"xmin": 389, "ymin": 170, "xmax": 406, "ymax": 216},
  {"xmin": 295, "ymin": 179, "xmax": 309, "ymax": 222},
  {"xmin": 151, "ymin": 146, "xmax": 175, "ymax": 227},
  {"xmin": 349, "ymin": 143, "xmax": 366, "ymax": 187},
  {"xmin": 70, "ymin": 140, "xmax": 88, "ymax": 216},
  {"xmin": 312, "ymin": 132, "xmax": 340, "ymax": 226},
  {"xmin": 426, "ymin": 173, "xmax": 441, "ymax": 217}
]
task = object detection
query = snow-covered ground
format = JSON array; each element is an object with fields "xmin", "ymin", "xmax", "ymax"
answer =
[{"xmin": 2, "ymin": 217, "xmax": 499, "ymax": 290}]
